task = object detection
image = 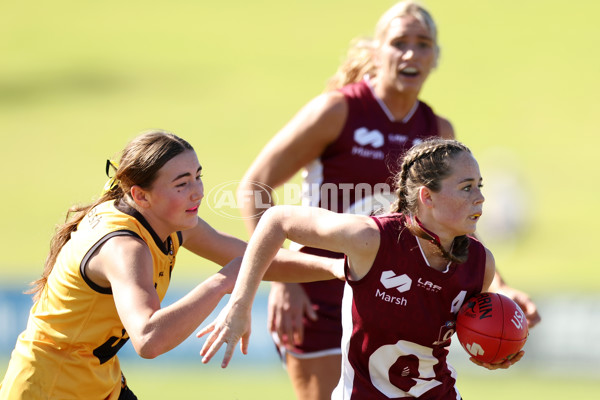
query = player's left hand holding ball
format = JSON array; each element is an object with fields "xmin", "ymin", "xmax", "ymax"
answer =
[{"xmin": 469, "ymin": 350, "xmax": 525, "ymax": 370}]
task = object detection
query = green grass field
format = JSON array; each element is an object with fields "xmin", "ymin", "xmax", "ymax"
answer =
[
  {"xmin": 2, "ymin": 0, "xmax": 599, "ymax": 398},
  {"xmin": 2, "ymin": 358, "xmax": 597, "ymax": 399},
  {"xmin": 122, "ymin": 365, "xmax": 599, "ymax": 399}
]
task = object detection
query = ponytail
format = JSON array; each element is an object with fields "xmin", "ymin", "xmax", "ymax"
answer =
[
  {"xmin": 27, "ymin": 171, "xmax": 124, "ymax": 301},
  {"xmin": 325, "ymin": 38, "xmax": 376, "ymax": 91}
]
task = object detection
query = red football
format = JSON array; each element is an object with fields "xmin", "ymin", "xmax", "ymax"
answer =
[{"xmin": 456, "ymin": 292, "xmax": 528, "ymax": 364}]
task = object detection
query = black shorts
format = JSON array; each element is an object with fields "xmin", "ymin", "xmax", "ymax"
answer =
[{"xmin": 119, "ymin": 372, "xmax": 138, "ymax": 400}]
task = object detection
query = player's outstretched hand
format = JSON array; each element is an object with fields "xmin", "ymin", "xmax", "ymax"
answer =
[
  {"xmin": 470, "ymin": 350, "xmax": 524, "ymax": 370},
  {"xmin": 197, "ymin": 303, "xmax": 251, "ymax": 368}
]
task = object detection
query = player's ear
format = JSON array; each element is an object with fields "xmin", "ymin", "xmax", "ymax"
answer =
[
  {"xmin": 418, "ymin": 186, "xmax": 433, "ymax": 208},
  {"xmin": 130, "ymin": 185, "xmax": 150, "ymax": 208}
]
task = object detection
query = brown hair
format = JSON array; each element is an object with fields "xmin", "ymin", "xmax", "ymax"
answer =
[
  {"xmin": 28, "ymin": 130, "xmax": 193, "ymax": 300},
  {"xmin": 391, "ymin": 138, "xmax": 472, "ymax": 263},
  {"xmin": 325, "ymin": 1, "xmax": 439, "ymax": 91}
]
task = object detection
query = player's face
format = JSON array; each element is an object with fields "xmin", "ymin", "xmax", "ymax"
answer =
[
  {"xmin": 428, "ymin": 152, "xmax": 485, "ymax": 238},
  {"xmin": 375, "ymin": 15, "xmax": 437, "ymax": 95},
  {"xmin": 143, "ymin": 150, "xmax": 204, "ymax": 239}
]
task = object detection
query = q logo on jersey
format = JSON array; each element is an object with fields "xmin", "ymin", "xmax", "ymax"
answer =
[{"xmin": 354, "ymin": 128, "xmax": 385, "ymax": 148}]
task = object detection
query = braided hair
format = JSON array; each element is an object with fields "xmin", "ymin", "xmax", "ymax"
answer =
[{"xmin": 391, "ymin": 138, "xmax": 472, "ymax": 263}]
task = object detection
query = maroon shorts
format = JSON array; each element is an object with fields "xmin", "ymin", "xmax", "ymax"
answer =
[{"xmin": 274, "ymin": 247, "xmax": 346, "ymax": 356}]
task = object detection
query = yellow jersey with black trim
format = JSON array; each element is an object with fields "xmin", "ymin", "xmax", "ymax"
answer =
[{"xmin": 0, "ymin": 200, "xmax": 182, "ymax": 400}]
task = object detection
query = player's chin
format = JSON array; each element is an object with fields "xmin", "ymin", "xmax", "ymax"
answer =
[
  {"xmin": 457, "ymin": 225, "xmax": 477, "ymax": 237},
  {"xmin": 179, "ymin": 215, "xmax": 199, "ymax": 231},
  {"xmin": 463, "ymin": 220, "xmax": 479, "ymax": 234}
]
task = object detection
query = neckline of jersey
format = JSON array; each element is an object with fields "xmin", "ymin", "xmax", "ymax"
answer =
[
  {"xmin": 415, "ymin": 235, "xmax": 451, "ymax": 273},
  {"xmin": 364, "ymin": 76, "xmax": 419, "ymax": 123}
]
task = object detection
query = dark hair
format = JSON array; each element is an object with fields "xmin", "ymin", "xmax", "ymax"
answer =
[
  {"xmin": 28, "ymin": 130, "xmax": 193, "ymax": 300},
  {"xmin": 391, "ymin": 138, "xmax": 472, "ymax": 263}
]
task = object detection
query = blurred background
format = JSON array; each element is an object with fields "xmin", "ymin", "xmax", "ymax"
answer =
[{"xmin": 1, "ymin": 0, "xmax": 599, "ymax": 398}]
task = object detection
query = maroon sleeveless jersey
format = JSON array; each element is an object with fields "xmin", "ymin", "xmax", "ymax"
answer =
[
  {"xmin": 303, "ymin": 78, "xmax": 440, "ymax": 215},
  {"xmin": 294, "ymin": 79, "xmax": 441, "ymax": 354},
  {"xmin": 332, "ymin": 214, "xmax": 486, "ymax": 399}
]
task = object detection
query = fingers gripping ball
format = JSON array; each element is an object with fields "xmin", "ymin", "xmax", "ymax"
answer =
[{"xmin": 456, "ymin": 292, "xmax": 528, "ymax": 364}]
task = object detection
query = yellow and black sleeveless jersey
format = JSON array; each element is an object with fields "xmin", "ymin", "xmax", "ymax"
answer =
[{"xmin": 0, "ymin": 200, "xmax": 182, "ymax": 400}]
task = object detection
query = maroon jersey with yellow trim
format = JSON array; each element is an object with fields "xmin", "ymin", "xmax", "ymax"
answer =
[{"xmin": 332, "ymin": 214, "xmax": 486, "ymax": 399}]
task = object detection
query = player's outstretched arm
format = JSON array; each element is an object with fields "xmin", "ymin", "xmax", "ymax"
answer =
[
  {"xmin": 196, "ymin": 207, "xmax": 291, "ymax": 368},
  {"xmin": 197, "ymin": 205, "xmax": 376, "ymax": 367}
]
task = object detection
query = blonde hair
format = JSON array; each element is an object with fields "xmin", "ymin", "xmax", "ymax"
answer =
[{"xmin": 326, "ymin": 1, "xmax": 439, "ymax": 91}]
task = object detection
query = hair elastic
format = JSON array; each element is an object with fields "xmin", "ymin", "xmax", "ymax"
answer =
[{"xmin": 103, "ymin": 159, "xmax": 120, "ymax": 193}]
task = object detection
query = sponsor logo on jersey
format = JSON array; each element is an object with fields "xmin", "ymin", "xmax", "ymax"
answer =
[
  {"xmin": 375, "ymin": 271, "xmax": 410, "ymax": 306},
  {"xmin": 352, "ymin": 128, "xmax": 386, "ymax": 160},
  {"xmin": 351, "ymin": 146, "xmax": 385, "ymax": 160},
  {"xmin": 388, "ymin": 133, "xmax": 409, "ymax": 144},
  {"xmin": 432, "ymin": 320, "xmax": 456, "ymax": 346},
  {"xmin": 385, "ymin": 134, "xmax": 425, "ymax": 147},
  {"xmin": 381, "ymin": 271, "xmax": 412, "ymax": 292},
  {"xmin": 354, "ymin": 127, "xmax": 385, "ymax": 148},
  {"xmin": 417, "ymin": 278, "xmax": 442, "ymax": 293}
]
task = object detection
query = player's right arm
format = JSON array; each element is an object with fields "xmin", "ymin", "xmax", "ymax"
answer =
[
  {"xmin": 199, "ymin": 205, "xmax": 379, "ymax": 367},
  {"xmin": 237, "ymin": 91, "xmax": 348, "ymax": 346},
  {"xmin": 87, "ymin": 235, "xmax": 238, "ymax": 359},
  {"xmin": 480, "ymin": 248, "xmax": 496, "ymax": 293}
]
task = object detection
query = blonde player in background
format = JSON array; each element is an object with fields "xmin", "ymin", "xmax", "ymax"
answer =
[{"xmin": 236, "ymin": 2, "xmax": 540, "ymax": 399}]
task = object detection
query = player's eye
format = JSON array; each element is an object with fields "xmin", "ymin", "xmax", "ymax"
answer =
[
  {"xmin": 417, "ymin": 40, "xmax": 433, "ymax": 49},
  {"xmin": 391, "ymin": 40, "xmax": 407, "ymax": 50}
]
